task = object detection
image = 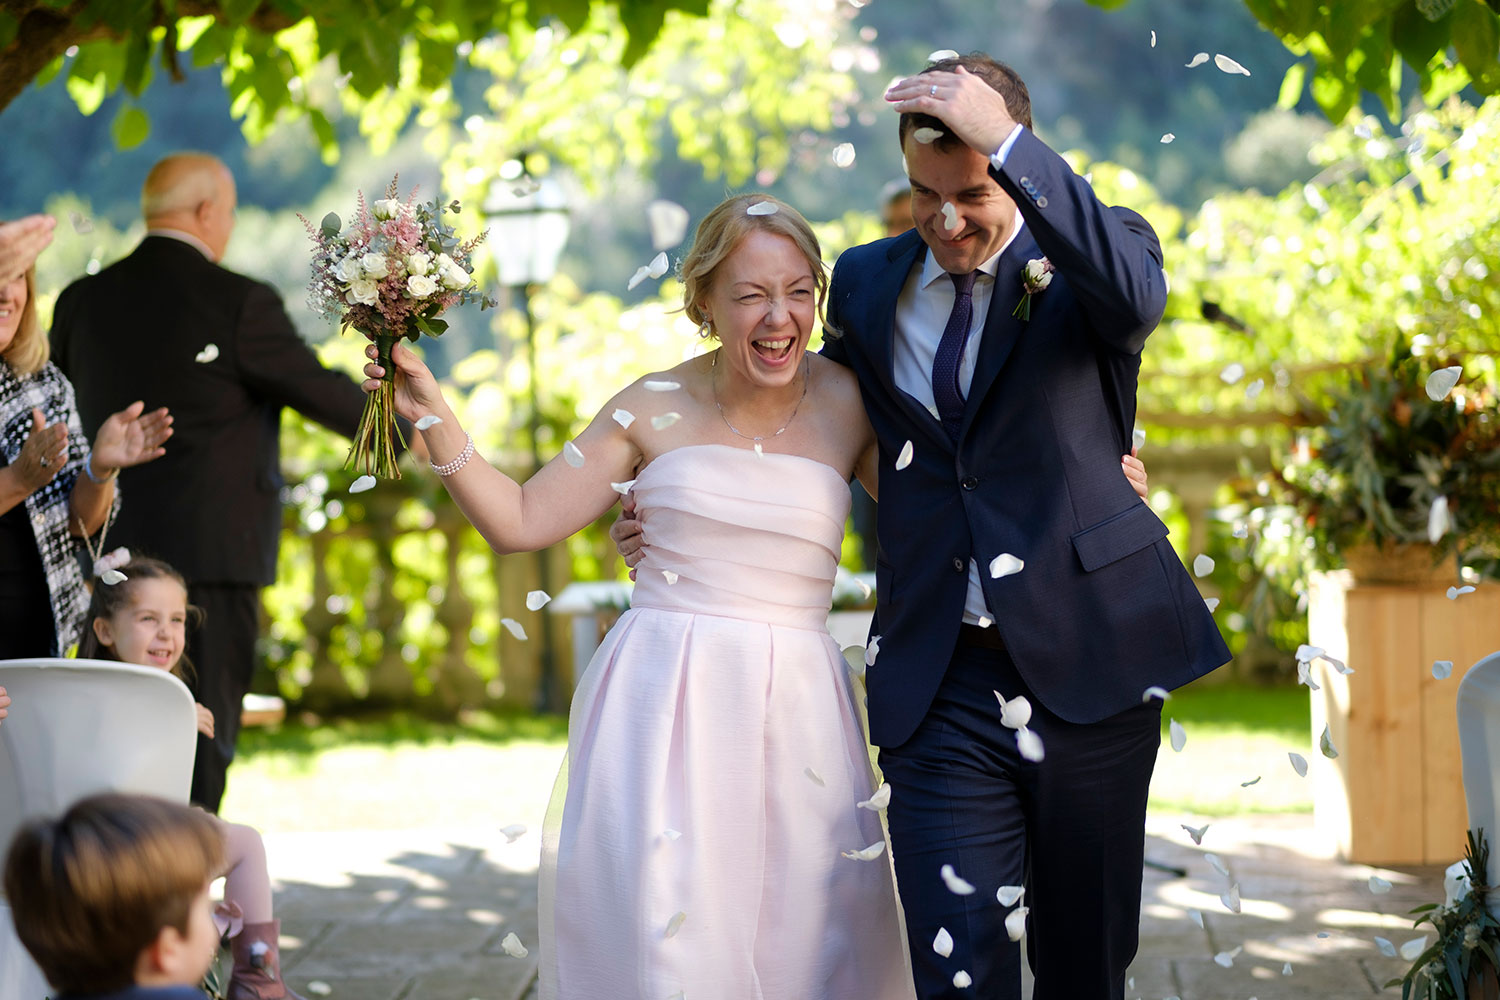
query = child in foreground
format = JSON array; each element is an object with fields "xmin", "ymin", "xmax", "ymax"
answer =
[{"xmin": 4, "ymin": 792, "xmax": 222, "ymax": 999}]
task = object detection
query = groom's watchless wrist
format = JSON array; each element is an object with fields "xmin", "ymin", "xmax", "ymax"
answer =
[{"xmin": 987, "ymin": 123, "xmax": 1026, "ymax": 173}]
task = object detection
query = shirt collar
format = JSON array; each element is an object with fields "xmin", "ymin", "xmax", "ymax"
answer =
[
  {"xmin": 145, "ymin": 228, "xmax": 216, "ymax": 262},
  {"xmin": 918, "ymin": 208, "xmax": 1026, "ymax": 290}
]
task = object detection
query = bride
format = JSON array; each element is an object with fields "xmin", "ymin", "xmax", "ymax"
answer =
[{"xmin": 365, "ymin": 193, "xmax": 1146, "ymax": 998}]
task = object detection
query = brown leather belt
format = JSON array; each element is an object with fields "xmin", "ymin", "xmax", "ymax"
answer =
[{"xmin": 958, "ymin": 622, "xmax": 1006, "ymax": 650}]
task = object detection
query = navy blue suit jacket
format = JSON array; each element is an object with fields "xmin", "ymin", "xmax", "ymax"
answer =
[{"xmin": 824, "ymin": 128, "xmax": 1230, "ymax": 747}]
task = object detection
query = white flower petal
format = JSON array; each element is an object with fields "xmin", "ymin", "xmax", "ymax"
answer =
[
  {"xmin": 746, "ymin": 201, "xmax": 779, "ymax": 216},
  {"xmin": 651, "ymin": 413, "xmax": 682, "ymax": 431},
  {"xmin": 500, "ymin": 823, "xmax": 527, "ymax": 842},
  {"xmin": 500, "ymin": 932, "xmax": 529, "ymax": 957},
  {"xmin": 754, "ymin": 442, "xmax": 763, "ymax": 458},
  {"xmin": 306, "ymin": 983, "xmax": 333, "ymax": 997},
  {"xmin": 647, "ymin": 251, "xmax": 670, "ymax": 278},
  {"xmin": 1132, "ymin": 427, "xmax": 1146, "ymax": 450},
  {"xmin": 1143, "ymin": 685, "xmax": 1171, "ymax": 702},
  {"xmin": 643, "ymin": 380, "xmax": 681, "ymax": 392},
  {"xmin": 804, "ymin": 766, "xmax": 826, "ymax": 787},
  {"xmin": 1150, "ymin": 30, "xmax": 1157, "ymax": 47},
  {"xmin": 1016, "ymin": 727, "xmax": 1045, "ymax": 762},
  {"xmin": 349, "ymin": 475, "xmax": 377, "ymax": 494},
  {"xmin": 1213, "ymin": 946, "xmax": 1242, "ymax": 967},
  {"xmin": 1319, "ymin": 725, "xmax": 1339, "ymax": 759},
  {"xmin": 1193, "ymin": 554, "xmax": 1214, "ymax": 577},
  {"xmin": 1205, "ymin": 853, "xmax": 1230, "ymax": 878},
  {"xmin": 1180, "ymin": 823, "xmax": 1209, "ymax": 845},
  {"xmin": 1000, "ymin": 696, "xmax": 1033, "ymax": 730},
  {"xmin": 895, "ymin": 439, "xmax": 914, "ymax": 470},
  {"xmin": 1160, "ymin": 133, "xmax": 1176, "ymax": 144},
  {"xmin": 953, "ymin": 970, "xmax": 973, "ymax": 988},
  {"xmin": 1369, "ymin": 875, "xmax": 1393, "ymax": 894},
  {"xmin": 1400, "ymin": 935, "xmax": 1428, "ymax": 961},
  {"xmin": 195, "ymin": 343, "xmax": 219, "ymax": 364},
  {"xmin": 941, "ymin": 202, "xmax": 959, "ymax": 231},
  {"xmin": 1428, "ymin": 495, "xmax": 1451, "ymax": 544},
  {"xmin": 100, "ymin": 568, "xmax": 128, "ymax": 585},
  {"xmin": 1375, "ymin": 936, "xmax": 1397, "ymax": 958},
  {"xmin": 865, "ymin": 634, "xmax": 881, "ymax": 667},
  {"xmin": 1220, "ymin": 362, "xmax": 1245, "ymax": 384},
  {"xmin": 913, "ymin": 127, "xmax": 946, "ymax": 144},
  {"xmin": 1433, "ymin": 660, "xmax": 1454, "ymax": 680},
  {"xmin": 501, "ymin": 617, "xmax": 528, "ymax": 641},
  {"xmin": 1327, "ymin": 656, "xmax": 1353, "ymax": 675},
  {"xmin": 927, "ymin": 48, "xmax": 960, "ymax": 61},
  {"xmin": 525, "ymin": 591, "xmax": 551, "ymax": 611},
  {"xmin": 941, "ymin": 864, "xmax": 977, "ymax": 895},
  {"xmin": 996, "ymin": 884, "xmax": 1025, "ymax": 906},
  {"xmin": 1188, "ymin": 909, "xmax": 1204, "ymax": 928},
  {"xmin": 856, "ymin": 577, "xmax": 873, "ymax": 600},
  {"xmin": 858, "ymin": 783, "xmax": 892, "ymax": 811},
  {"xmin": 69, "ymin": 211, "xmax": 94, "ymax": 234},
  {"xmin": 1448, "ymin": 585, "xmax": 1476, "ymax": 600},
  {"xmin": 976, "ymin": 615, "xmax": 992, "ymax": 628},
  {"xmin": 1289, "ymin": 752, "xmax": 1308, "ymax": 777},
  {"xmin": 563, "ymin": 441, "xmax": 585, "ymax": 467},
  {"xmin": 610, "ymin": 479, "xmax": 638, "ymax": 495},
  {"xmin": 627, "ymin": 265, "xmax": 652, "ymax": 291},
  {"xmin": 1214, "ymin": 53, "xmax": 1251, "ymax": 75},
  {"xmin": 647, "ymin": 200, "xmax": 691, "ymax": 251},
  {"xmin": 1186, "ymin": 52, "xmax": 1210, "ymax": 67},
  {"xmin": 612, "ymin": 408, "xmax": 636, "ymax": 429},
  {"xmin": 1204, "ymin": 597, "xmax": 1220, "ymax": 612},
  {"xmin": 843, "ymin": 841, "xmax": 887, "ymax": 861},
  {"xmin": 1296, "ymin": 660, "xmax": 1321, "ymax": 692},
  {"xmin": 1169, "ymin": 719, "xmax": 1187, "ymax": 752},
  {"xmin": 663, "ymin": 828, "xmax": 683, "ymax": 841},
  {"xmin": 1425, "ymin": 365, "xmax": 1462, "ymax": 401},
  {"xmin": 1282, "ymin": 961, "xmax": 1293, "ymax": 975},
  {"xmin": 1005, "ymin": 905, "xmax": 1029, "ymax": 941},
  {"xmin": 933, "ymin": 927, "xmax": 954, "ymax": 957},
  {"xmin": 1295, "ymin": 644, "xmax": 1324, "ymax": 662},
  {"xmin": 1241, "ymin": 775, "xmax": 1261, "ymax": 787},
  {"xmin": 414, "ymin": 414, "xmax": 443, "ymax": 431},
  {"xmin": 662, "ymin": 570, "xmax": 679, "ymax": 585},
  {"xmin": 832, "ymin": 142, "xmax": 857, "ymax": 168},
  {"xmin": 1220, "ymin": 882, "xmax": 1241, "ymax": 913},
  {"xmin": 665, "ymin": 911, "xmax": 687, "ymax": 938},
  {"xmin": 989, "ymin": 553, "xmax": 1024, "ymax": 579}
]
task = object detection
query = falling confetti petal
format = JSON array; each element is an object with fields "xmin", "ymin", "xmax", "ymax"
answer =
[
  {"xmin": 1289, "ymin": 752, "xmax": 1308, "ymax": 777},
  {"xmin": 1434, "ymin": 660, "xmax": 1454, "ymax": 680},
  {"xmin": 1220, "ymin": 362, "xmax": 1246, "ymax": 383},
  {"xmin": 665, "ymin": 912, "xmax": 687, "ymax": 938},
  {"xmin": 1232, "ymin": 523, "xmax": 1249, "ymax": 539},
  {"xmin": 928, "ymin": 48, "xmax": 960, "ymax": 61},
  {"xmin": 195, "ymin": 343, "xmax": 219, "ymax": 364},
  {"xmin": 563, "ymin": 441, "xmax": 585, "ymax": 467},
  {"xmin": 1400, "ymin": 936, "xmax": 1428, "ymax": 960},
  {"xmin": 501, "ymin": 618, "xmax": 528, "ymax": 641},
  {"xmin": 1132, "ymin": 427, "xmax": 1146, "ymax": 450},
  {"xmin": 754, "ymin": 442, "xmax": 763, "ymax": 458},
  {"xmin": 1016, "ymin": 727, "xmax": 1045, "ymax": 762},
  {"xmin": 349, "ymin": 475, "xmax": 377, "ymax": 494},
  {"xmin": 100, "ymin": 569, "xmax": 128, "ymax": 585},
  {"xmin": 648, "ymin": 200, "xmax": 691, "ymax": 251},
  {"xmin": 1160, "ymin": 133, "xmax": 1176, "ymax": 144},
  {"xmin": 941, "ymin": 202, "xmax": 959, "ymax": 231},
  {"xmin": 644, "ymin": 380, "xmax": 681, "ymax": 392},
  {"xmin": 1169, "ymin": 719, "xmax": 1187, "ymax": 752},
  {"xmin": 1426, "ymin": 365, "xmax": 1462, "ymax": 401},
  {"xmin": 895, "ymin": 439, "xmax": 914, "ymax": 470},
  {"xmin": 1283, "ymin": 962, "xmax": 1293, "ymax": 975},
  {"xmin": 856, "ymin": 578, "xmax": 873, "ymax": 600},
  {"xmin": 941, "ymin": 864, "xmax": 977, "ymax": 895},
  {"xmin": 1295, "ymin": 644, "xmax": 1324, "ymax": 662},
  {"xmin": 1428, "ymin": 496, "xmax": 1451, "ymax": 543},
  {"xmin": 953, "ymin": 971, "xmax": 972, "ymax": 988},
  {"xmin": 1143, "ymin": 685, "xmax": 1171, "ymax": 702},
  {"xmin": 612, "ymin": 408, "xmax": 636, "ymax": 427},
  {"xmin": 1193, "ymin": 554, "xmax": 1214, "ymax": 577},
  {"xmin": 500, "ymin": 823, "xmax": 527, "ymax": 842},
  {"xmin": 306, "ymin": 984, "xmax": 332, "ymax": 997},
  {"xmin": 976, "ymin": 615, "xmax": 992, "ymax": 628},
  {"xmin": 1181, "ymin": 823, "xmax": 1209, "ymax": 845},
  {"xmin": 1005, "ymin": 905, "xmax": 1029, "ymax": 941},
  {"xmin": 1205, "ymin": 597, "xmax": 1220, "ymax": 612},
  {"xmin": 627, "ymin": 265, "xmax": 653, "ymax": 291},
  {"xmin": 1370, "ymin": 875, "xmax": 1393, "ymax": 894},
  {"xmin": 647, "ymin": 251, "xmax": 669, "ymax": 278},
  {"xmin": 1186, "ymin": 52, "xmax": 1210, "ymax": 67},
  {"xmin": 1328, "ymin": 656, "xmax": 1354, "ymax": 675},
  {"xmin": 1375, "ymin": 936, "xmax": 1397, "ymax": 957},
  {"xmin": 414, "ymin": 414, "xmax": 443, "ymax": 431},
  {"xmin": 832, "ymin": 142, "xmax": 857, "ymax": 168},
  {"xmin": 662, "ymin": 570, "xmax": 679, "ymax": 585},
  {"xmin": 69, "ymin": 211, "xmax": 94, "ymax": 234},
  {"xmin": 1188, "ymin": 909, "xmax": 1204, "ymax": 928},
  {"xmin": 1448, "ymin": 586, "xmax": 1475, "ymax": 600},
  {"xmin": 500, "ymin": 932, "xmax": 529, "ymax": 957},
  {"xmin": 843, "ymin": 841, "xmax": 887, "ymax": 861},
  {"xmin": 1320, "ymin": 725, "xmax": 1339, "ymax": 759},
  {"xmin": 651, "ymin": 413, "xmax": 682, "ymax": 431},
  {"xmin": 933, "ymin": 927, "xmax": 954, "ymax": 957},
  {"xmin": 1150, "ymin": 30, "xmax": 1157, "ymax": 47},
  {"xmin": 1296, "ymin": 660, "xmax": 1321, "ymax": 692},
  {"xmin": 1000, "ymin": 696, "xmax": 1032, "ymax": 730},
  {"xmin": 1241, "ymin": 776, "xmax": 1262, "ymax": 787},
  {"xmin": 858, "ymin": 783, "xmax": 892, "ymax": 811},
  {"xmin": 804, "ymin": 767, "xmax": 826, "ymax": 787},
  {"xmin": 913, "ymin": 127, "xmax": 946, "ymax": 144},
  {"xmin": 663, "ymin": 828, "xmax": 683, "ymax": 841},
  {"xmin": 746, "ymin": 201, "xmax": 779, "ymax": 216},
  {"xmin": 1220, "ymin": 883, "xmax": 1241, "ymax": 913},
  {"xmin": 865, "ymin": 635, "xmax": 881, "ymax": 667},
  {"xmin": 1205, "ymin": 853, "xmax": 1230, "ymax": 878},
  {"xmin": 1214, "ymin": 946, "xmax": 1242, "ymax": 968},
  {"xmin": 989, "ymin": 553, "xmax": 1024, "ymax": 578},
  {"xmin": 996, "ymin": 885, "xmax": 1025, "ymax": 906},
  {"xmin": 610, "ymin": 480, "xmax": 638, "ymax": 495},
  {"xmin": 1214, "ymin": 53, "xmax": 1251, "ymax": 75},
  {"xmin": 525, "ymin": 591, "xmax": 551, "ymax": 611}
]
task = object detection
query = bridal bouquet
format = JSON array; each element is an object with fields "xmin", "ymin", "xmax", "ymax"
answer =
[{"xmin": 301, "ymin": 178, "xmax": 492, "ymax": 478}]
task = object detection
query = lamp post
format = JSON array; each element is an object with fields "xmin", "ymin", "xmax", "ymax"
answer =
[{"xmin": 483, "ymin": 167, "xmax": 571, "ymax": 714}]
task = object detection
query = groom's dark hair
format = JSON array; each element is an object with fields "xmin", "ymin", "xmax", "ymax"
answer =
[{"xmin": 898, "ymin": 53, "xmax": 1033, "ymax": 152}]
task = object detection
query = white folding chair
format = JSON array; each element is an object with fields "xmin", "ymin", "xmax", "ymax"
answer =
[
  {"xmin": 0, "ymin": 657, "xmax": 197, "ymax": 1000},
  {"xmin": 1456, "ymin": 649, "xmax": 1500, "ymax": 918}
]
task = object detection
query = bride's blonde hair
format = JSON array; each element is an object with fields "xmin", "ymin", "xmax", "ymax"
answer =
[{"xmin": 678, "ymin": 195, "xmax": 831, "ymax": 337}]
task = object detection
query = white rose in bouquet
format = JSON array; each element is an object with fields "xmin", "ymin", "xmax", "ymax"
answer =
[
  {"xmin": 372, "ymin": 199, "xmax": 401, "ymax": 220},
  {"xmin": 348, "ymin": 277, "xmax": 381, "ymax": 305},
  {"xmin": 361, "ymin": 253, "xmax": 391, "ymax": 279},
  {"xmin": 407, "ymin": 274, "xmax": 439, "ymax": 298},
  {"xmin": 406, "ymin": 251, "xmax": 433, "ymax": 276},
  {"xmin": 332, "ymin": 255, "xmax": 360, "ymax": 283},
  {"xmin": 436, "ymin": 253, "xmax": 470, "ymax": 290}
]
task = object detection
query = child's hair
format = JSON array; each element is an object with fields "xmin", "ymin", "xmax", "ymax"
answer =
[
  {"xmin": 3, "ymin": 792, "xmax": 224, "ymax": 995},
  {"xmin": 78, "ymin": 557, "xmax": 202, "ymax": 680}
]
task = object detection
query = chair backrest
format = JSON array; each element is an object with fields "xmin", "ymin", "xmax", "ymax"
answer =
[
  {"xmin": 1456, "ymin": 650, "xmax": 1500, "ymax": 908},
  {"xmin": 0, "ymin": 657, "xmax": 197, "ymax": 863}
]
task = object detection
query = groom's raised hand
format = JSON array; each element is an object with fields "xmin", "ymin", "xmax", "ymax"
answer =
[{"xmin": 884, "ymin": 66, "xmax": 1018, "ymax": 156}]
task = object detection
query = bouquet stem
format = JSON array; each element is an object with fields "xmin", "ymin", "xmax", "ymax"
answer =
[{"xmin": 347, "ymin": 332, "xmax": 406, "ymax": 479}]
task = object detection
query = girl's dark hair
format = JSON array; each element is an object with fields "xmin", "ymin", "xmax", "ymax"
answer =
[{"xmin": 77, "ymin": 557, "xmax": 202, "ymax": 681}]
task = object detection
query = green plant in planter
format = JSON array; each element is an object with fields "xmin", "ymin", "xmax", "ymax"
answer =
[
  {"xmin": 1254, "ymin": 338, "xmax": 1500, "ymax": 576},
  {"xmin": 1389, "ymin": 829, "xmax": 1500, "ymax": 999}
]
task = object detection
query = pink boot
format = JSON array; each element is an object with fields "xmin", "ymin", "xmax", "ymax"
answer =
[{"xmin": 227, "ymin": 920, "xmax": 305, "ymax": 1000}]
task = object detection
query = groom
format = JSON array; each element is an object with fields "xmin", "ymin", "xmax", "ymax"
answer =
[{"xmin": 818, "ymin": 54, "xmax": 1231, "ymax": 998}]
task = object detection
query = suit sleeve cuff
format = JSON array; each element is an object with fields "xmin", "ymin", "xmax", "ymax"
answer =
[{"xmin": 988, "ymin": 124, "xmax": 1026, "ymax": 171}]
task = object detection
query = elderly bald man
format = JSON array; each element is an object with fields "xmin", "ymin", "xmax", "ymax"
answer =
[{"xmin": 51, "ymin": 152, "xmax": 381, "ymax": 812}]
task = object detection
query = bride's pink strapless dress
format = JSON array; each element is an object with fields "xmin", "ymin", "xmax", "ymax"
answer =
[{"xmin": 538, "ymin": 444, "xmax": 913, "ymax": 999}]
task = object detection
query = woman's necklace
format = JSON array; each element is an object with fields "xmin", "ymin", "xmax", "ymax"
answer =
[{"xmin": 711, "ymin": 350, "xmax": 809, "ymax": 453}]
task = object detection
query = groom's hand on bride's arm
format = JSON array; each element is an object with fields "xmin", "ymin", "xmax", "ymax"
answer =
[
  {"xmin": 610, "ymin": 492, "xmax": 647, "ymax": 580},
  {"xmin": 1123, "ymin": 447, "xmax": 1149, "ymax": 500}
]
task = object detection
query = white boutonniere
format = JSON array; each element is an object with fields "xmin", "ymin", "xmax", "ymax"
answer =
[{"xmin": 1012, "ymin": 257, "xmax": 1055, "ymax": 321}]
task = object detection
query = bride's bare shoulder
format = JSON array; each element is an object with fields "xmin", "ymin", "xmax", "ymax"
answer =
[{"xmin": 808, "ymin": 351, "xmax": 861, "ymax": 400}]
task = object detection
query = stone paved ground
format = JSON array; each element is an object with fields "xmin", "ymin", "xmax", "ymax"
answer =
[{"xmin": 262, "ymin": 809, "xmax": 1448, "ymax": 1000}]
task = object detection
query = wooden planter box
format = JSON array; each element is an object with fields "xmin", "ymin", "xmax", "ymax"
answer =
[{"xmin": 1308, "ymin": 568, "xmax": 1500, "ymax": 865}]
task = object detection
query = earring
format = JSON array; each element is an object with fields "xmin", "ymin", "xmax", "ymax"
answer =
[{"xmin": 700, "ymin": 320, "xmax": 713, "ymax": 339}]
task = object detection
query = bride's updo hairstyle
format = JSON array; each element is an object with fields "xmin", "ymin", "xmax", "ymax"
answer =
[{"xmin": 679, "ymin": 194, "xmax": 831, "ymax": 338}]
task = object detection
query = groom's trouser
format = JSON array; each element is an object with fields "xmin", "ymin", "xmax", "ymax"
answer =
[{"xmin": 879, "ymin": 631, "xmax": 1161, "ymax": 1000}]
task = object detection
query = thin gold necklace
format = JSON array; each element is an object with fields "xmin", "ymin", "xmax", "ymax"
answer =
[{"xmin": 711, "ymin": 349, "xmax": 809, "ymax": 444}]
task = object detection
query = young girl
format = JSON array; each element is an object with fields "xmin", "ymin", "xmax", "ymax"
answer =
[{"xmin": 78, "ymin": 557, "xmax": 304, "ymax": 1000}]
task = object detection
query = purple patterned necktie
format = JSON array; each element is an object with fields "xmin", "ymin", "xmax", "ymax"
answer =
[{"xmin": 930, "ymin": 269, "xmax": 978, "ymax": 441}]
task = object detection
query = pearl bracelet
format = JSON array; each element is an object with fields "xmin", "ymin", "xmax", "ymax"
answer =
[{"xmin": 430, "ymin": 433, "xmax": 476, "ymax": 477}]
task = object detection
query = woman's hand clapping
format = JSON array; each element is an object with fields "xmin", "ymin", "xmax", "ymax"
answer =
[
  {"xmin": 90, "ymin": 401, "xmax": 174, "ymax": 474},
  {"xmin": 14, "ymin": 408, "xmax": 67, "ymax": 493}
]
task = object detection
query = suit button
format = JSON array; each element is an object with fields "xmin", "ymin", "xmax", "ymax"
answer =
[
  {"xmin": 953, "ymin": 557, "xmax": 965, "ymax": 572},
  {"xmin": 1037, "ymin": 196, "xmax": 1049, "ymax": 208},
  {"xmin": 1019, "ymin": 176, "xmax": 1030, "ymax": 185},
  {"xmin": 961, "ymin": 476, "xmax": 978, "ymax": 491}
]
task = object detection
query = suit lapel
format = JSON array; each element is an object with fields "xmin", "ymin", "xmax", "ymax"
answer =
[
  {"xmin": 854, "ymin": 234, "xmax": 949, "ymax": 443},
  {"xmin": 958, "ymin": 231, "xmax": 1038, "ymax": 441}
]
